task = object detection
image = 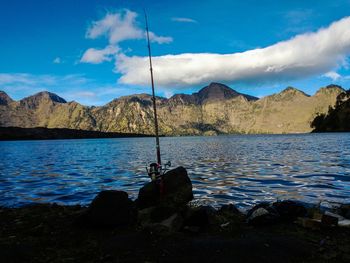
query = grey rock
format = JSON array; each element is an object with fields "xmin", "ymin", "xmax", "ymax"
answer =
[
  {"xmin": 247, "ymin": 203, "xmax": 279, "ymax": 226},
  {"xmin": 183, "ymin": 205, "xmax": 217, "ymax": 231},
  {"xmin": 219, "ymin": 203, "xmax": 240, "ymax": 214},
  {"xmin": 136, "ymin": 166, "xmax": 193, "ymax": 210}
]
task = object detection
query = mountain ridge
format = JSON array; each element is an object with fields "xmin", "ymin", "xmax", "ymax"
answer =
[
  {"xmin": 0, "ymin": 83, "xmax": 346, "ymax": 135},
  {"xmin": 0, "ymin": 83, "xmax": 344, "ymax": 106}
]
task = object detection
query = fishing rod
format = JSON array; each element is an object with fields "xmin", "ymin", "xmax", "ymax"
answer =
[
  {"xmin": 144, "ymin": 10, "xmax": 171, "ymax": 181},
  {"xmin": 145, "ymin": 10, "xmax": 161, "ymax": 166}
]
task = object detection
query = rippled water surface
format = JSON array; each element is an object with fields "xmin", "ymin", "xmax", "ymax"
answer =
[{"xmin": 1, "ymin": 133, "xmax": 350, "ymax": 208}]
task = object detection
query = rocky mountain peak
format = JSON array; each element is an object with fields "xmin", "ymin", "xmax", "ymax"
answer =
[
  {"xmin": 326, "ymin": 84, "xmax": 342, "ymax": 89},
  {"xmin": 168, "ymin": 93, "xmax": 198, "ymax": 105},
  {"xmin": 279, "ymin": 87, "xmax": 309, "ymax": 97},
  {"xmin": 196, "ymin": 82, "xmax": 239, "ymax": 102},
  {"xmin": 0, "ymin": 91, "xmax": 13, "ymax": 105},
  {"xmin": 315, "ymin": 84, "xmax": 345, "ymax": 96},
  {"xmin": 28, "ymin": 91, "xmax": 66, "ymax": 103},
  {"xmin": 38, "ymin": 91, "xmax": 67, "ymax": 103},
  {"xmin": 20, "ymin": 91, "xmax": 66, "ymax": 109},
  {"xmin": 194, "ymin": 82, "xmax": 258, "ymax": 103},
  {"xmin": 283, "ymin": 86, "xmax": 297, "ymax": 92}
]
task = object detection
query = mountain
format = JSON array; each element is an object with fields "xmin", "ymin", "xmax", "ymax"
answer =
[
  {"xmin": 20, "ymin": 91, "xmax": 67, "ymax": 109},
  {"xmin": 167, "ymin": 83, "xmax": 257, "ymax": 105},
  {"xmin": 0, "ymin": 91, "xmax": 13, "ymax": 105},
  {"xmin": 193, "ymin": 82, "xmax": 258, "ymax": 103},
  {"xmin": 0, "ymin": 83, "xmax": 345, "ymax": 135}
]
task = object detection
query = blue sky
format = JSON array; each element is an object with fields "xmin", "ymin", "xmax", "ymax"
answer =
[{"xmin": 1, "ymin": 0, "xmax": 350, "ymax": 105}]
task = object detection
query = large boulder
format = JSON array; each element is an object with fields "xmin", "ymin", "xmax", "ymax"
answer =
[
  {"xmin": 219, "ymin": 203, "xmax": 240, "ymax": 215},
  {"xmin": 136, "ymin": 166, "xmax": 193, "ymax": 210},
  {"xmin": 183, "ymin": 206, "xmax": 217, "ymax": 232},
  {"xmin": 77, "ymin": 190, "xmax": 137, "ymax": 227},
  {"xmin": 246, "ymin": 202, "xmax": 280, "ymax": 226}
]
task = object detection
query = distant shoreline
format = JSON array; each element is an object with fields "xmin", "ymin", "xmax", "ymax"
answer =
[
  {"xmin": 1, "ymin": 127, "xmax": 350, "ymax": 141},
  {"xmin": 0, "ymin": 127, "xmax": 153, "ymax": 141}
]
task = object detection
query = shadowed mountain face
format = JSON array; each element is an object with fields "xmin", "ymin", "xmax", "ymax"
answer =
[
  {"xmin": 0, "ymin": 91, "xmax": 13, "ymax": 105},
  {"xmin": 311, "ymin": 88, "xmax": 350, "ymax": 132},
  {"xmin": 194, "ymin": 82, "xmax": 258, "ymax": 103},
  {"xmin": 168, "ymin": 83, "xmax": 258, "ymax": 105},
  {"xmin": 0, "ymin": 83, "xmax": 345, "ymax": 135}
]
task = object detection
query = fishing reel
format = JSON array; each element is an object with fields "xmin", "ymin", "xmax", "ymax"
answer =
[{"xmin": 146, "ymin": 161, "xmax": 171, "ymax": 181}]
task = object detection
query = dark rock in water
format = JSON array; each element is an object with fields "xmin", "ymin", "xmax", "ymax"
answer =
[
  {"xmin": 272, "ymin": 200, "xmax": 307, "ymax": 222},
  {"xmin": 247, "ymin": 202, "xmax": 280, "ymax": 226},
  {"xmin": 136, "ymin": 166, "xmax": 193, "ymax": 209},
  {"xmin": 183, "ymin": 206, "xmax": 217, "ymax": 231},
  {"xmin": 78, "ymin": 190, "xmax": 137, "ymax": 227},
  {"xmin": 339, "ymin": 204, "xmax": 350, "ymax": 219}
]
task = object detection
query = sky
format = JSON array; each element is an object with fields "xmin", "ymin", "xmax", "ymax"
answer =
[{"xmin": 1, "ymin": 0, "xmax": 350, "ymax": 105}]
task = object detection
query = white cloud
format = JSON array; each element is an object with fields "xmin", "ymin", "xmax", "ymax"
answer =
[
  {"xmin": 80, "ymin": 45, "xmax": 119, "ymax": 64},
  {"xmin": 147, "ymin": 31, "xmax": 173, "ymax": 44},
  {"xmin": 53, "ymin": 57, "xmax": 62, "ymax": 64},
  {"xmin": 86, "ymin": 10, "xmax": 143, "ymax": 44},
  {"xmin": 323, "ymin": 71, "xmax": 341, "ymax": 81},
  {"xmin": 171, "ymin": 17, "xmax": 198, "ymax": 23},
  {"xmin": 115, "ymin": 16, "xmax": 350, "ymax": 87},
  {"xmin": 81, "ymin": 9, "xmax": 172, "ymax": 64}
]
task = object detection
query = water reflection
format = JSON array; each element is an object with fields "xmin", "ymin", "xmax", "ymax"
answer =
[{"xmin": 0, "ymin": 133, "xmax": 349, "ymax": 208}]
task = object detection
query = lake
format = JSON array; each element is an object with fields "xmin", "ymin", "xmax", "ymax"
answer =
[{"xmin": 0, "ymin": 133, "xmax": 349, "ymax": 208}]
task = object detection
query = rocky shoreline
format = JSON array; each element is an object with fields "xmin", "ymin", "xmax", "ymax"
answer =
[{"xmin": 1, "ymin": 167, "xmax": 350, "ymax": 262}]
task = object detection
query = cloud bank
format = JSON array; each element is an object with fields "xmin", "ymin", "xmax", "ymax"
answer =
[{"xmin": 116, "ymin": 16, "xmax": 350, "ymax": 87}]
